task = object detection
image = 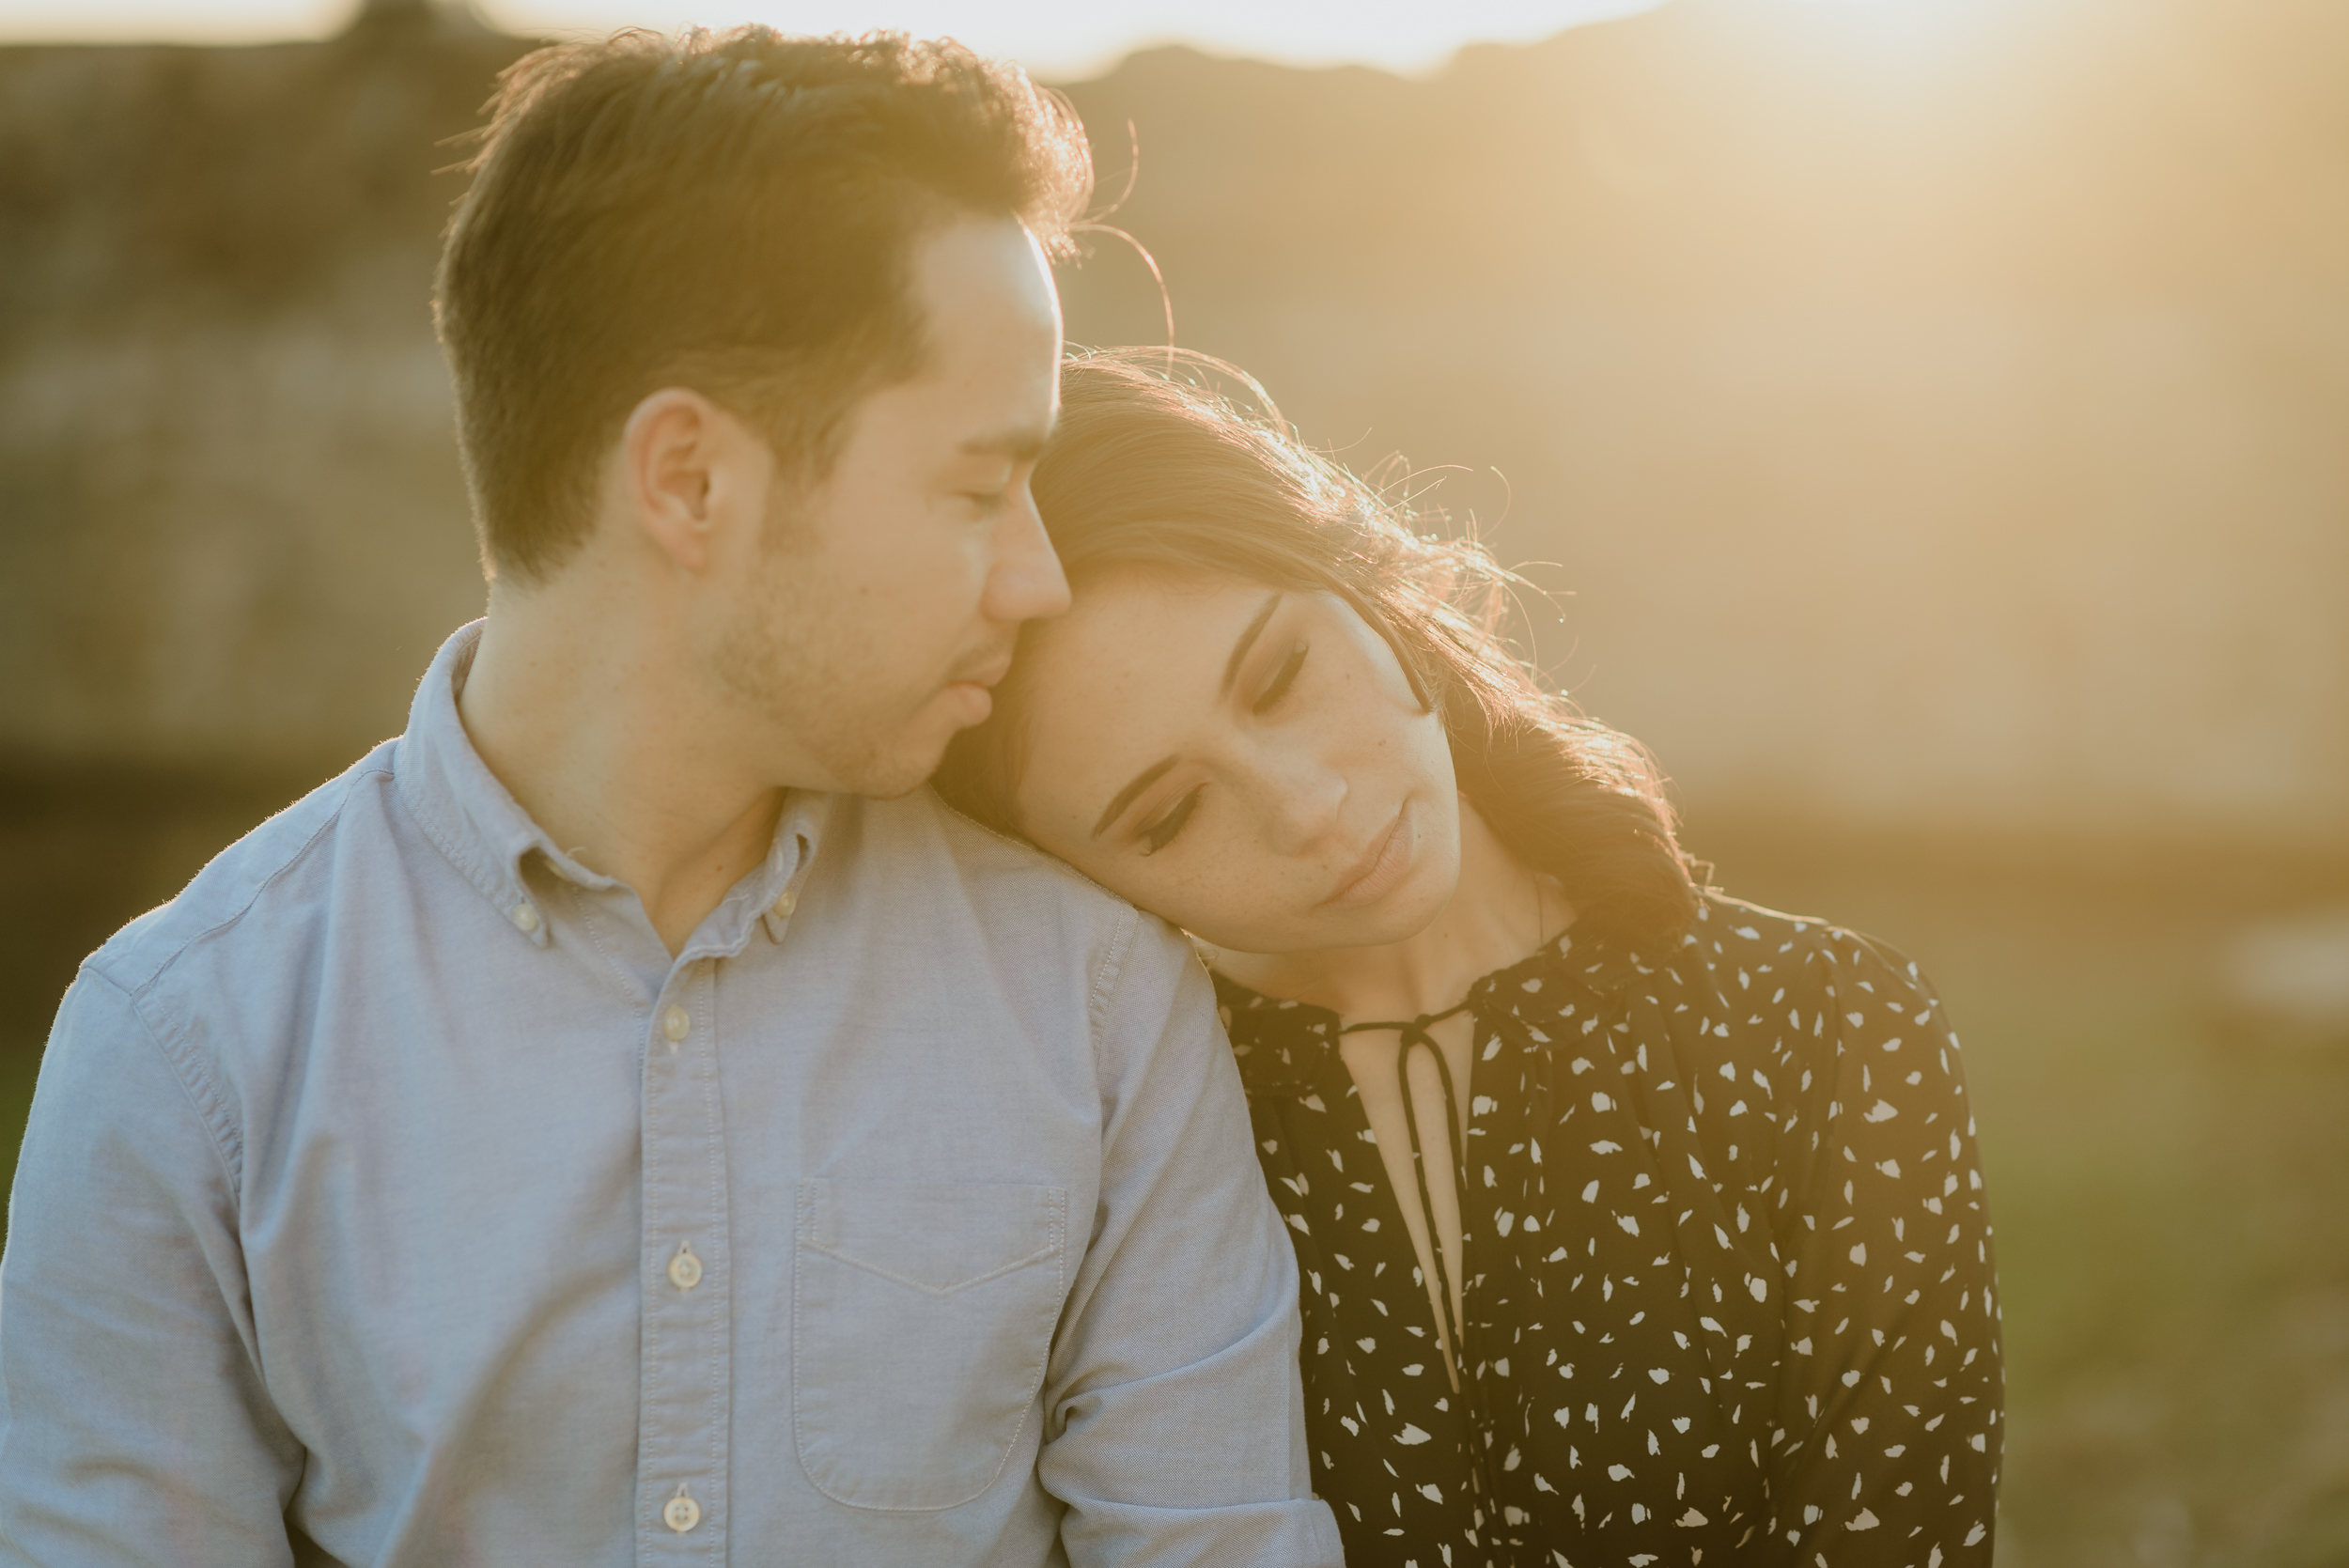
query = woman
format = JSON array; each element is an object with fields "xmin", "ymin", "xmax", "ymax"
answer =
[{"xmin": 937, "ymin": 349, "xmax": 2001, "ymax": 1568}]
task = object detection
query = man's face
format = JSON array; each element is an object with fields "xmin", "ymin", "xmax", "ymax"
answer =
[{"xmin": 707, "ymin": 216, "xmax": 1070, "ymax": 798}]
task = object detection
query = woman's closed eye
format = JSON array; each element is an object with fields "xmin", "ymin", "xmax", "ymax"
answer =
[
  {"xmin": 1134, "ymin": 643, "xmax": 1307, "ymax": 856},
  {"xmin": 1253, "ymin": 641, "xmax": 1308, "ymax": 715},
  {"xmin": 1139, "ymin": 788, "xmax": 1202, "ymax": 855}
]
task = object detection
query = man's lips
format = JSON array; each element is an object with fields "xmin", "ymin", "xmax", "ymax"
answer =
[
  {"xmin": 947, "ymin": 651, "xmax": 1015, "ymax": 690},
  {"xmin": 1321, "ymin": 806, "xmax": 1412, "ymax": 909}
]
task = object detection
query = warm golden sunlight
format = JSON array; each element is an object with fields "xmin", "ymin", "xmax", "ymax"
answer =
[{"xmin": 2, "ymin": 1, "xmax": 2344, "ymax": 1563}]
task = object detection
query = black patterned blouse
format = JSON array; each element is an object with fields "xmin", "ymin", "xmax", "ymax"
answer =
[{"xmin": 1215, "ymin": 893, "xmax": 2002, "ymax": 1568}]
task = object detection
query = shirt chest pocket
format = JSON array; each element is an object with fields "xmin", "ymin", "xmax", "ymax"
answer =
[{"xmin": 791, "ymin": 1178, "xmax": 1069, "ymax": 1511}]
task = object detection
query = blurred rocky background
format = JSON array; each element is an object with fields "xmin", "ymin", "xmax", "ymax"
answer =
[{"xmin": 2, "ymin": 0, "xmax": 2346, "ymax": 1560}]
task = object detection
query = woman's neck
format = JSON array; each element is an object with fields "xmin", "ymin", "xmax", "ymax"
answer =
[{"xmin": 1215, "ymin": 800, "xmax": 1569, "ymax": 1022}]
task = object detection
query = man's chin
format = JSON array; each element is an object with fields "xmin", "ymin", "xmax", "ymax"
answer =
[
  {"xmin": 811, "ymin": 751, "xmax": 932, "ymax": 802},
  {"xmin": 786, "ymin": 691, "xmax": 989, "ymax": 801},
  {"xmin": 858, "ymin": 768, "xmax": 937, "ymax": 803},
  {"xmin": 821, "ymin": 729, "xmax": 961, "ymax": 803}
]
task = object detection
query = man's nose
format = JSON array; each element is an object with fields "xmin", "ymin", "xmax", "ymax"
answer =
[{"xmin": 981, "ymin": 487, "xmax": 1071, "ymax": 626}]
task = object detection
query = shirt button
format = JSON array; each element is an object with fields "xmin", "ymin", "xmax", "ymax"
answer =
[
  {"xmin": 772, "ymin": 889, "xmax": 797, "ymax": 919},
  {"xmin": 668, "ymin": 1241, "xmax": 703, "ymax": 1291},
  {"xmin": 661, "ymin": 1005, "xmax": 690, "ymax": 1043},
  {"xmin": 663, "ymin": 1486, "xmax": 701, "ymax": 1533},
  {"xmin": 509, "ymin": 904, "xmax": 540, "ymax": 934}
]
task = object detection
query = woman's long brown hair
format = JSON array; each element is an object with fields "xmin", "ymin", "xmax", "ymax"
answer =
[{"xmin": 934, "ymin": 348, "xmax": 1702, "ymax": 955}]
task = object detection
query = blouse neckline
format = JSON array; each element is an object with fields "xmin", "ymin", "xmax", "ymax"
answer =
[
  {"xmin": 1212, "ymin": 914, "xmax": 1656, "ymax": 1028},
  {"xmin": 1213, "ymin": 907, "xmax": 1697, "ymax": 1095}
]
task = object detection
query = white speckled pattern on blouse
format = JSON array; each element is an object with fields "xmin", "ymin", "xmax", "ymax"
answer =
[{"xmin": 1218, "ymin": 893, "xmax": 2002, "ymax": 1568}]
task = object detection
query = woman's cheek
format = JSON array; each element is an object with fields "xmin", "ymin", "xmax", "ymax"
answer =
[{"xmin": 1163, "ymin": 870, "xmax": 1224, "ymax": 936}]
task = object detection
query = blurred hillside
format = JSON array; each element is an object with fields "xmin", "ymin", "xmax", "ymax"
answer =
[
  {"xmin": 0, "ymin": 1, "xmax": 506, "ymax": 777},
  {"xmin": 1, "ymin": 0, "xmax": 2343, "ymax": 848}
]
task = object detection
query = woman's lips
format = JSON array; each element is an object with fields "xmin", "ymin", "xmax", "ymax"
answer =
[{"xmin": 1322, "ymin": 805, "xmax": 1414, "ymax": 909}]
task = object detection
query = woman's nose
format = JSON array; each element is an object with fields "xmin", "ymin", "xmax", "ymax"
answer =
[{"xmin": 1251, "ymin": 748, "xmax": 1347, "ymax": 859}]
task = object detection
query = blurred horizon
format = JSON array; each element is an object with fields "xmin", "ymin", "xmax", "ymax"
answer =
[{"xmin": 0, "ymin": 0, "xmax": 1673, "ymax": 76}]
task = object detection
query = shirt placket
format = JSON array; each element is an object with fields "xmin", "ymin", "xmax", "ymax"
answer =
[{"xmin": 638, "ymin": 957, "xmax": 732, "ymax": 1561}]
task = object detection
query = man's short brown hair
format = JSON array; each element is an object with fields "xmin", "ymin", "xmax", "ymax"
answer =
[{"xmin": 434, "ymin": 29, "xmax": 1092, "ymax": 582}]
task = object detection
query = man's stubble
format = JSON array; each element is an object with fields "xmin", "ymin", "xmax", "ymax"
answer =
[{"xmin": 708, "ymin": 485, "xmax": 935, "ymax": 801}]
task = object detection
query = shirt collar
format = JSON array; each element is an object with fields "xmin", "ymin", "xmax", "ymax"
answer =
[
  {"xmin": 394, "ymin": 620, "xmax": 832, "ymax": 955},
  {"xmin": 739, "ymin": 791, "xmax": 832, "ymax": 955}
]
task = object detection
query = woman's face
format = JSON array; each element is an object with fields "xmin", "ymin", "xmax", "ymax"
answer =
[{"xmin": 1009, "ymin": 570, "xmax": 1464, "ymax": 955}]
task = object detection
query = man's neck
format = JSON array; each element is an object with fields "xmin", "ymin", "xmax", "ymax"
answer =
[
  {"xmin": 458, "ymin": 578, "xmax": 788, "ymax": 956},
  {"xmin": 1219, "ymin": 801, "xmax": 1569, "ymax": 1024}
]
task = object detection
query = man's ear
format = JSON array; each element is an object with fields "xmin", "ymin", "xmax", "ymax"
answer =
[{"xmin": 618, "ymin": 387, "xmax": 769, "ymax": 574}]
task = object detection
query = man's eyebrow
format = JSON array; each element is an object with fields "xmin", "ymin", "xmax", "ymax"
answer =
[
  {"xmin": 960, "ymin": 426, "xmax": 1050, "ymax": 462},
  {"xmin": 1221, "ymin": 592, "xmax": 1283, "ymax": 697},
  {"xmin": 1091, "ymin": 757, "xmax": 1176, "ymax": 841}
]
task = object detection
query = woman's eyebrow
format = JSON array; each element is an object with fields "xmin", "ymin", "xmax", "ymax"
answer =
[
  {"xmin": 1092, "ymin": 757, "xmax": 1175, "ymax": 840},
  {"xmin": 1221, "ymin": 592, "xmax": 1283, "ymax": 697}
]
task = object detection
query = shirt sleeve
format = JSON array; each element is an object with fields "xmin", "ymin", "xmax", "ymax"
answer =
[
  {"xmin": 0, "ymin": 969, "xmax": 304, "ymax": 1565},
  {"xmin": 1035, "ymin": 910, "xmax": 1345, "ymax": 1568},
  {"xmin": 1767, "ymin": 934, "xmax": 2003, "ymax": 1566}
]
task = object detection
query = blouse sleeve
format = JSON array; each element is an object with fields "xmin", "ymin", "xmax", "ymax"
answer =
[{"xmin": 1766, "ymin": 932, "xmax": 2003, "ymax": 1565}]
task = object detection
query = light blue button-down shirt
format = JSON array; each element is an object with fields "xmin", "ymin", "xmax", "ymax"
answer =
[{"xmin": 0, "ymin": 622, "xmax": 1342, "ymax": 1567}]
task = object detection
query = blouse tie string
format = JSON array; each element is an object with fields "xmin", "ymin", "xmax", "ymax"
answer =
[{"xmin": 1340, "ymin": 1001, "xmax": 1474, "ymax": 1374}]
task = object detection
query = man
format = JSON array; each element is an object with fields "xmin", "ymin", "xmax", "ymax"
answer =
[{"xmin": 0, "ymin": 30, "xmax": 1341, "ymax": 1565}]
